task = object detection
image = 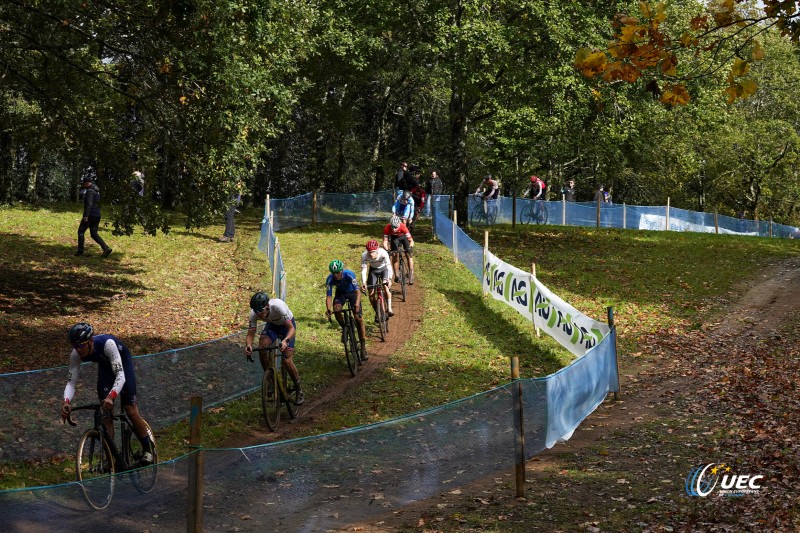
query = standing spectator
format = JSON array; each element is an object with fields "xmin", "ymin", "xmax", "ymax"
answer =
[
  {"xmin": 131, "ymin": 171, "xmax": 145, "ymax": 197},
  {"xmin": 395, "ymin": 161, "xmax": 410, "ymax": 192},
  {"xmin": 220, "ymin": 191, "xmax": 241, "ymax": 243},
  {"xmin": 426, "ymin": 170, "xmax": 443, "ymax": 216},
  {"xmin": 76, "ymin": 177, "xmax": 112, "ymax": 257},
  {"xmin": 594, "ymin": 185, "xmax": 607, "ymax": 204},
  {"xmin": 561, "ymin": 179, "xmax": 576, "ymax": 202},
  {"xmin": 604, "ymin": 188, "xmax": 613, "ymax": 205}
]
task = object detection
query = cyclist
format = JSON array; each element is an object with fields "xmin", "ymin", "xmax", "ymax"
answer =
[
  {"xmin": 474, "ymin": 174, "xmax": 499, "ymax": 216},
  {"xmin": 383, "ymin": 215, "xmax": 416, "ymax": 285},
  {"xmin": 361, "ymin": 239, "xmax": 394, "ymax": 320},
  {"xmin": 61, "ymin": 323, "xmax": 154, "ymax": 465},
  {"xmin": 391, "ymin": 191, "xmax": 415, "ymax": 226},
  {"xmin": 523, "ymin": 175, "xmax": 546, "ymax": 200},
  {"xmin": 325, "ymin": 260, "xmax": 368, "ymax": 360},
  {"xmin": 408, "ymin": 182, "xmax": 427, "ymax": 229},
  {"xmin": 245, "ymin": 291, "xmax": 304, "ymax": 405}
]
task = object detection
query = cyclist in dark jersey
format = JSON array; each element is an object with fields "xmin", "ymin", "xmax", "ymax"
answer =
[
  {"xmin": 325, "ymin": 260, "xmax": 368, "ymax": 360},
  {"xmin": 383, "ymin": 215, "xmax": 416, "ymax": 285},
  {"xmin": 61, "ymin": 323, "xmax": 154, "ymax": 464}
]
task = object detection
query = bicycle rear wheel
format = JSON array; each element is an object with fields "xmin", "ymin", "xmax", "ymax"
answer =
[
  {"xmin": 536, "ymin": 202, "xmax": 548, "ymax": 225},
  {"xmin": 282, "ymin": 364, "xmax": 298, "ymax": 419},
  {"xmin": 261, "ymin": 368, "xmax": 280, "ymax": 430},
  {"xmin": 344, "ymin": 320, "xmax": 358, "ymax": 377},
  {"xmin": 127, "ymin": 420, "xmax": 158, "ymax": 493},
  {"xmin": 76, "ymin": 429, "xmax": 115, "ymax": 510},
  {"xmin": 470, "ymin": 204, "xmax": 486, "ymax": 226}
]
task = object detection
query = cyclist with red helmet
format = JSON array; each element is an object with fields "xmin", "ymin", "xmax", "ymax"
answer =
[
  {"xmin": 325, "ymin": 259, "xmax": 367, "ymax": 360},
  {"xmin": 383, "ymin": 215, "xmax": 416, "ymax": 285},
  {"xmin": 523, "ymin": 175, "xmax": 546, "ymax": 200},
  {"xmin": 361, "ymin": 239, "xmax": 394, "ymax": 319}
]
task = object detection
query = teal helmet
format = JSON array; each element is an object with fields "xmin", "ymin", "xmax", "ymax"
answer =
[{"xmin": 329, "ymin": 259, "xmax": 344, "ymax": 273}]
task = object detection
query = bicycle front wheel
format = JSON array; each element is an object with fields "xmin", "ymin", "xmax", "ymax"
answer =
[
  {"xmin": 470, "ymin": 204, "xmax": 486, "ymax": 226},
  {"xmin": 520, "ymin": 204, "xmax": 532, "ymax": 224},
  {"xmin": 377, "ymin": 296, "xmax": 387, "ymax": 342},
  {"xmin": 262, "ymin": 368, "xmax": 280, "ymax": 430},
  {"xmin": 489, "ymin": 205, "xmax": 498, "ymax": 224},
  {"xmin": 399, "ymin": 261, "xmax": 407, "ymax": 301},
  {"xmin": 344, "ymin": 322, "xmax": 358, "ymax": 377},
  {"xmin": 282, "ymin": 364, "xmax": 298, "ymax": 419},
  {"xmin": 76, "ymin": 429, "xmax": 115, "ymax": 510},
  {"xmin": 128, "ymin": 420, "xmax": 158, "ymax": 493}
]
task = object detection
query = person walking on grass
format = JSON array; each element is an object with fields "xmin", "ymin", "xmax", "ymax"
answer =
[{"xmin": 76, "ymin": 177, "xmax": 112, "ymax": 257}]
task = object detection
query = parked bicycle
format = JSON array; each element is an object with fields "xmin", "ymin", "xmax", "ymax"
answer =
[
  {"xmin": 66, "ymin": 403, "xmax": 158, "ymax": 510},
  {"xmin": 390, "ymin": 250, "xmax": 411, "ymax": 301},
  {"xmin": 470, "ymin": 193, "xmax": 498, "ymax": 226},
  {"xmin": 520, "ymin": 199, "xmax": 548, "ymax": 225},
  {"xmin": 364, "ymin": 274, "xmax": 390, "ymax": 341},
  {"xmin": 252, "ymin": 338, "xmax": 300, "ymax": 431},
  {"xmin": 328, "ymin": 299, "xmax": 364, "ymax": 376}
]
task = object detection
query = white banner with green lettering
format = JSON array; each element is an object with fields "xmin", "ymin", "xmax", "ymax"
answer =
[{"xmin": 482, "ymin": 250, "xmax": 610, "ymax": 357}]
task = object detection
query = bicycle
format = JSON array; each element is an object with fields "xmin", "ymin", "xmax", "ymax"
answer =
[
  {"xmin": 389, "ymin": 250, "xmax": 411, "ymax": 301},
  {"xmin": 364, "ymin": 274, "xmax": 390, "ymax": 341},
  {"xmin": 251, "ymin": 338, "xmax": 299, "ymax": 431},
  {"xmin": 470, "ymin": 194, "xmax": 498, "ymax": 226},
  {"xmin": 328, "ymin": 298, "xmax": 364, "ymax": 376},
  {"xmin": 520, "ymin": 199, "xmax": 548, "ymax": 225},
  {"xmin": 66, "ymin": 403, "xmax": 158, "ymax": 510}
]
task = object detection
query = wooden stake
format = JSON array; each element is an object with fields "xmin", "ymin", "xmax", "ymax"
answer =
[
  {"xmin": 187, "ymin": 397, "xmax": 204, "ymax": 533},
  {"xmin": 511, "ymin": 356, "xmax": 525, "ymax": 498},
  {"xmin": 531, "ymin": 263, "xmax": 540, "ymax": 337}
]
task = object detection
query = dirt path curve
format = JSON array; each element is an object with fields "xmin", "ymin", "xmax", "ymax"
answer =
[
  {"xmin": 225, "ymin": 276, "xmax": 425, "ymax": 447},
  {"xmin": 340, "ymin": 255, "xmax": 800, "ymax": 532}
]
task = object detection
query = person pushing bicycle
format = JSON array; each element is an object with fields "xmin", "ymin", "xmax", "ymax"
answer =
[
  {"xmin": 325, "ymin": 260, "xmax": 368, "ymax": 360},
  {"xmin": 246, "ymin": 291, "xmax": 305, "ymax": 405},
  {"xmin": 383, "ymin": 215, "xmax": 416, "ymax": 285},
  {"xmin": 61, "ymin": 322, "xmax": 154, "ymax": 465},
  {"xmin": 391, "ymin": 191, "xmax": 415, "ymax": 226},
  {"xmin": 361, "ymin": 239, "xmax": 394, "ymax": 320}
]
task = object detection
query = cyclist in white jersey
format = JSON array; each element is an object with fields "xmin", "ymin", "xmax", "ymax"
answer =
[{"xmin": 361, "ymin": 239, "xmax": 394, "ymax": 319}]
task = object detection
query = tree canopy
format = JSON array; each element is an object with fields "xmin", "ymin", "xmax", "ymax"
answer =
[{"xmin": 1, "ymin": 0, "xmax": 799, "ymax": 229}]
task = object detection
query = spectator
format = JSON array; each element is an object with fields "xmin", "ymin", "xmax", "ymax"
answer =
[
  {"xmin": 604, "ymin": 188, "xmax": 612, "ymax": 205},
  {"xmin": 395, "ymin": 161, "xmax": 410, "ymax": 192},
  {"xmin": 561, "ymin": 179, "xmax": 576, "ymax": 202},
  {"xmin": 220, "ymin": 191, "xmax": 241, "ymax": 243},
  {"xmin": 131, "ymin": 171, "xmax": 145, "ymax": 197},
  {"xmin": 75, "ymin": 177, "xmax": 112, "ymax": 257},
  {"xmin": 426, "ymin": 170, "xmax": 443, "ymax": 215},
  {"xmin": 594, "ymin": 185, "xmax": 607, "ymax": 204}
]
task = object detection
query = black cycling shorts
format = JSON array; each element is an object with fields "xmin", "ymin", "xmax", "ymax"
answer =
[
  {"xmin": 390, "ymin": 235, "xmax": 412, "ymax": 255},
  {"xmin": 367, "ymin": 266, "xmax": 389, "ymax": 287}
]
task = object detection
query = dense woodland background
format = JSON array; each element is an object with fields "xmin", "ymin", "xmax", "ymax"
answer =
[{"xmin": 1, "ymin": 0, "xmax": 799, "ymax": 233}]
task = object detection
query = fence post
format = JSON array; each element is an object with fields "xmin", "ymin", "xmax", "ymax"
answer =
[
  {"xmin": 608, "ymin": 307, "xmax": 620, "ymax": 401},
  {"xmin": 511, "ymin": 356, "xmax": 525, "ymax": 498},
  {"xmin": 266, "ymin": 194, "xmax": 271, "ymax": 224},
  {"xmin": 512, "ymin": 193, "xmax": 516, "ymax": 229},
  {"xmin": 453, "ymin": 210, "xmax": 459, "ymax": 264},
  {"xmin": 272, "ymin": 238, "xmax": 280, "ymax": 295},
  {"xmin": 596, "ymin": 198, "xmax": 601, "ymax": 229},
  {"xmin": 562, "ymin": 194, "xmax": 566, "ymax": 225},
  {"xmin": 666, "ymin": 197, "xmax": 670, "ymax": 231},
  {"xmin": 432, "ymin": 199, "xmax": 438, "ymax": 242},
  {"xmin": 623, "ymin": 203, "xmax": 627, "ymax": 229},
  {"xmin": 769, "ymin": 219, "xmax": 773, "ymax": 238},
  {"xmin": 531, "ymin": 263, "xmax": 540, "ymax": 338},
  {"xmin": 715, "ymin": 211, "xmax": 719, "ymax": 234},
  {"xmin": 187, "ymin": 396, "xmax": 204, "ymax": 533},
  {"xmin": 483, "ymin": 231, "xmax": 489, "ymax": 297},
  {"xmin": 312, "ymin": 190, "xmax": 317, "ymax": 226}
]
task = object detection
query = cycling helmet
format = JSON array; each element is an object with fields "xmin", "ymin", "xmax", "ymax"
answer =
[
  {"xmin": 68, "ymin": 322, "xmax": 94, "ymax": 345},
  {"xmin": 403, "ymin": 191, "xmax": 412, "ymax": 199},
  {"xmin": 390, "ymin": 215, "xmax": 401, "ymax": 229},
  {"xmin": 366, "ymin": 239, "xmax": 379, "ymax": 251},
  {"xmin": 249, "ymin": 291, "xmax": 270, "ymax": 313},
  {"xmin": 530, "ymin": 175, "xmax": 539, "ymax": 182},
  {"xmin": 329, "ymin": 259, "xmax": 344, "ymax": 273}
]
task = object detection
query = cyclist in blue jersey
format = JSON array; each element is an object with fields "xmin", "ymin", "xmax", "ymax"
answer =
[
  {"xmin": 246, "ymin": 291, "xmax": 304, "ymax": 405},
  {"xmin": 325, "ymin": 259, "xmax": 368, "ymax": 360},
  {"xmin": 61, "ymin": 323, "xmax": 154, "ymax": 465},
  {"xmin": 391, "ymin": 191, "xmax": 415, "ymax": 226}
]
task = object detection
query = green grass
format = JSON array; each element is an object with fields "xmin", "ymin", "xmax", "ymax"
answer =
[{"xmin": 0, "ymin": 205, "xmax": 798, "ymax": 492}]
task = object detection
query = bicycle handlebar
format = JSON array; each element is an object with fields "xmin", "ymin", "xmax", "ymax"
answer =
[{"xmin": 64, "ymin": 403, "xmax": 102, "ymax": 427}]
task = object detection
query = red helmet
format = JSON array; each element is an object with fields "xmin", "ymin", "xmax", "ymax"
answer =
[
  {"xmin": 530, "ymin": 175, "xmax": 539, "ymax": 183},
  {"xmin": 366, "ymin": 239, "xmax": 379, "ymax": 251}
]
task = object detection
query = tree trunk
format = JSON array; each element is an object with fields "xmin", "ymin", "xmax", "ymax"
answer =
[
  {"xmin": 449, "ymin": 89, "xmax": 470, "ymax": 227},
  {"xmin": 370, "ymin": 85, "xmax": 392, "ymax": 192}
]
